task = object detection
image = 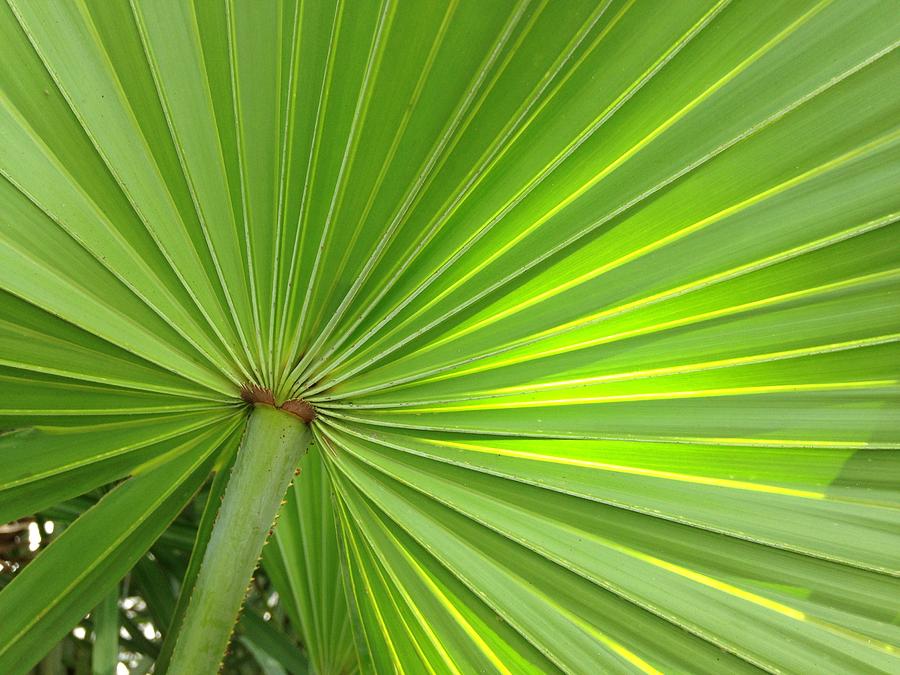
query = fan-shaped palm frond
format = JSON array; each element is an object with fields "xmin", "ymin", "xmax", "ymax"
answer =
[{"xmin": 1, "ymin": 0, "xmax": 898, "ymax": 673}]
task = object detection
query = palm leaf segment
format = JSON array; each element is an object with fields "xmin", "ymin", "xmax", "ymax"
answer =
[{"xmin": 1, "ymin": 0, "xmax": 899, "ymax": 672}]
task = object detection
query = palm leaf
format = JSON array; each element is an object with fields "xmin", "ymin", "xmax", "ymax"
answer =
[
  {"xmin": 264, "ymin": 442, "xmax": 358, "ymax": 674},
  {"xmin": 1, "ymin": 0, "xmax": 898, "ymax": 673}
]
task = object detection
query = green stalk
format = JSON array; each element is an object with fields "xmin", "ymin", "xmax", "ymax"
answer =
[
  {"xmin": 91, "ymin": 585, "xmax": 119, "ymax": 675},
  {"xmin": 168, "ymin": 404, "xmax": 310, "ymax": 674}
]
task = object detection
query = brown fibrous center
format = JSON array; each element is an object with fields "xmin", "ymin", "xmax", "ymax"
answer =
[{"xmin": 239, "ymin": 384, "xmax": 316, "ymax": 423}]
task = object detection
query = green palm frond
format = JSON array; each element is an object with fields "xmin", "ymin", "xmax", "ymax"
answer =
[{"xmin": 1, "ymin": 0, "xmax": 898, "ymax": 673}]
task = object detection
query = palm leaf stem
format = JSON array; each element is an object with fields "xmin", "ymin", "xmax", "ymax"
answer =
[{"xmin": 168, "ymin": 403, "xmax": 311, "ymax": 675}]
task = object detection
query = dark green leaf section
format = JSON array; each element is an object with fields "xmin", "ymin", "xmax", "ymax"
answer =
[{"xmin": 238, "ymin": 611, "xmax": 309, "ymax": 675}]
